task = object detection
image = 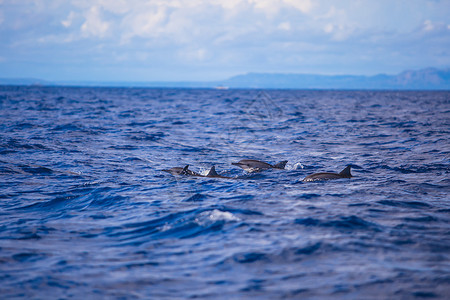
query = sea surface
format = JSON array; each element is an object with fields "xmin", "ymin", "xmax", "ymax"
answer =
[{"xmin": 0, "ymin": 86, "xmax": 449, "ymax": 299}]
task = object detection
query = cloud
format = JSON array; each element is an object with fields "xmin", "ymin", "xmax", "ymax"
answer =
[
  {"xmin": 179, "ymin": 47, "xmax": 209, "ymax": 62},
  {"xmin": 283, "ymin": 0, "xmax": 313, "ymax": 13},
  {"xmin": 62, "ymin": 11, "xmax": 77, "ymax": 28},
  {"xmin": 278, "ymin": 22, "xmax": 291, "ymax": 31},
  {"xmin": 423, "ymin": 20, "xmax": 434, "ymax": 31},
  {"xmin": 96, "ymin": 0, "xmax": 130, "ymax": 14},
  {"xmin": 1, "ymin": 0, "xmax": 449, "ymax": 80},
  {"xmin": 419, "ymin": 19, "xmax": 450, "ymax": 34},
  {"xmin": 81, "ymin": 6, "xmax": 110, "ymax": 38},
  {"xmin": 63, "ymin": 0, "xmax": 320, "ymax": 44}
]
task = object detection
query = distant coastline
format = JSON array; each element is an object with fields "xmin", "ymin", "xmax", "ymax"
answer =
[{"xmin": 1, "ymin": 67, "xmax": 449, "ymax": 90}]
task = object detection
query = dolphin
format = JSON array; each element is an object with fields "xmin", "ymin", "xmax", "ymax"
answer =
[
  {"xmin": 162, "ymin": 165, "xmax": 234, "ymax": 179},
  {"xmin": 232, "ymin": 159, "xmax": 288, "ymax": 173},
  {"xmin": 162, "ymin": 165, "xmax": 202, "ymax": 176},
  {"xmin": 302, "ymin": 165, "xmax": 353, "ymax": 182},
  {"xmin": 205, "ymin": 166, "xmax": 235, "ymax": 179}
]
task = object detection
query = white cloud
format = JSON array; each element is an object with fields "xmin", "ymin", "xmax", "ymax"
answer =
[
  {"xmin": 121, "ymin": 6, "xmax": 168, "ymax": 40},
  {"xmin": 323, "ymin": 23, "xmax": 333, "ymax": 34},
  {"xmin": 423, "ymin": 20, "xmax": 434, "ymax": 31},
  {"xmin": 283, "ymin": 0, "xmax": 313, "ymax": 13},
  {"xmin": 48, "ymin": 1, "xmax": 356, "ymax": 45},
  {"xmin": 213, "ymin": 0, "xmax": 244, "ymax": 10},
  {"xmin": 248, "ymin": 0, "xmax": 277, "ymax": 14},
  {"xmin": 179, "ymin": 47, "xmax": 209, "ymax": 62},
  {"xmin": 323, "ymin": 23, "xmax": 358, "ymax": 41},
  {"xmin": 81, "ymin": 6, "xmax": 110, "ymax": 38},
  {"xmin": 418, "ymin": 19, "xmax": 450, "ymax": 35},
  {"xmin": 62, "ymin": 11, "xmax": 77, "ymax": 28},
  {"xmin": 246, "ymin": 0, "xmax": 313, "ymax": 16},
  {"xmin": 97, "ymin": 0, "xmax": 130, "ymax": 14},
  {"xmin": 36, "ymin": 32, "xmax": 79, "ymax": 44},
  {"xmin": 1, "ymin": 0, "xmax": 450, "ymax": 80},
  {"xmin": 278, "ymin": 22, "xmax": 291, "ymax": 31},
  {"xmin": 315, "ymin": 5, "xmax": 339, "ymax": 20}
]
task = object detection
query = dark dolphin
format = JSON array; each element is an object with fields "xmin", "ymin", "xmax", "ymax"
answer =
[
  {"xmin": 205, "ymin": 166, "xmax": 235, "ymax": 179},
  {"xmin": 162, "ymin": 165, "xmax": 234, "ymax": 179},
  {"xmin": 162, "ymin": 165, "xmax": 202, "ymax": 176},
  {"xmin": 231, "ymin": 159, "xmax": 288, "ymax": 173},
  {"xmin": 302, "ymin": 165, "xmax": 353, "ymax": 182}
]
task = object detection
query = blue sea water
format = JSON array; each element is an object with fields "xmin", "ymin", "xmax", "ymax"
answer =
[{"xmin": 0, "ymin": 86, "xmax": 449, "ymax": 299}]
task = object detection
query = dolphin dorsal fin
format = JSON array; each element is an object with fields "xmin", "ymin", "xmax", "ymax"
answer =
[
  {"xmin": 273, "ymin": 160, "xmax": 288, "ymax": 169},
  {"xmin": 206, "ymin": 166, "xmax": 219, "ymax": 177},
  {"xmin": 181, "ymin": 165, "xmax": 190, "ymax": 175},
  {"xmin": 339, "ymin": 165, "xmax": 352, "ymax": 178}
]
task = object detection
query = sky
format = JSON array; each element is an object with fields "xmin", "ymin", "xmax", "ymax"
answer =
[{"xmin": 0, "ymin": 0, "xmax": 449, "ymax": 82}]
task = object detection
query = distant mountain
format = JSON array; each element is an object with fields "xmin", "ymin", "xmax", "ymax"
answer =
[
  {"xmin": 0, "ymin": 78, "xmax": 50, "ymax": 86},
  {"xmin": 393, "ymin": 68, "xmax": 450, "ymax": 89},
  {"xmin": 1, "ymin": 68, "xmax": 449, "ymax": 90},
  {"xmin": 221, "ymin": 68, "xmax": 450, "ymax": 90}
]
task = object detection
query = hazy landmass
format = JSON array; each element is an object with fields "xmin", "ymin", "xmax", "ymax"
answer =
[{"xmin": 1, "ymin": 67, "xmax": 449, "ymax": 90}]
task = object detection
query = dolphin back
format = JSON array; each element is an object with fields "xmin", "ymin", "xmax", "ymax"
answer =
[
  {"xmin": 181, "ymin": 165, "xmax": 190, "ymax": 175},
  {"xmin": 338, "ymin": 165, "xmax": 352, "ymax": 178},
  {"xmin": 206, "ymin": 166, "xmax": 219, "ymax": 177},
  {"xmin": 162, "ymin": 166, "xmax": 184, "ymax": 175},
  {"xmin": 273, "ymin": 160, "xmax": 288, "ymax": 169}
]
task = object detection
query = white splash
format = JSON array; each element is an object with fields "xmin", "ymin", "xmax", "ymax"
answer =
[
  {"xmin": 208, "ymin": 209, "xmax": 240, "ymax": 222},
  {"xmin": 286, "ymin": 162, "xmax": 304, "ymax": 170},
  {"xmin": 195, "ymin": 209, "xmax": 240, "ymax": 226}
]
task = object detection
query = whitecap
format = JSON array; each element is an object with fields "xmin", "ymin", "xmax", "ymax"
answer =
[
  {"xmin": 208, "ymin": 209, "xmax": 240, "ymax": 221},
  {"xmin": 195, "ymin": 209, "xmax": 240, "ymax": 226}
]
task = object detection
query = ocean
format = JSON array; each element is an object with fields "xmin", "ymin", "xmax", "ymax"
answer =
[{"xmin": 0, "ymin": 86, "xmax": 449, "ymax": 299}]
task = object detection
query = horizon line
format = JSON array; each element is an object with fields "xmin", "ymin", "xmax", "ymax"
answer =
[{"xmin": 1, "ymin": 66, "xmax": 450, "ymax": 84}]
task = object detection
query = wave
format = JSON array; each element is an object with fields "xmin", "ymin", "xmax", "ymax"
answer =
[
  {"xmin": 295, "ymin": 215, "xmax": 382, "ymax": 232},
  {"xmin": 376, "ymin": 200, "xmax": 432, "ymax": 209},
  {"xmin": 1, "ymin": 87, "xmax": 449, "ymax": 299},
  {"xmin": 104, "ymin": 206, "xmax": 252, "ymax": 245}
]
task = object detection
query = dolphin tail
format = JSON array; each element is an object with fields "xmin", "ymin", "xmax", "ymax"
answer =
[
  {"xmin": 339, "ymin": 165, "xmax": 352, "ymax": 178},
  {"xmin": 206, "ymin": 166, "xmax": 219, "ymax": 177},
  {"xmin": 273, "ymin": 160, "xmax": 288, "ymax": 169},
  {"xmin": 181, "ymin": 165, "xmax": 190, "ymax": 175}
]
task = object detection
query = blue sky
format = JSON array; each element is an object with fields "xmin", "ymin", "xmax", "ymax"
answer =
[{"xmin": 1, "ymin": 0, "xmax": 449, "ymax": 81}]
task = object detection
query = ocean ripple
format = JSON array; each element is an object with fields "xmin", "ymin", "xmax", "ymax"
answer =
[{"xmin": 0, "ymin": 87, "xmax": 449, "ymax": 299}]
